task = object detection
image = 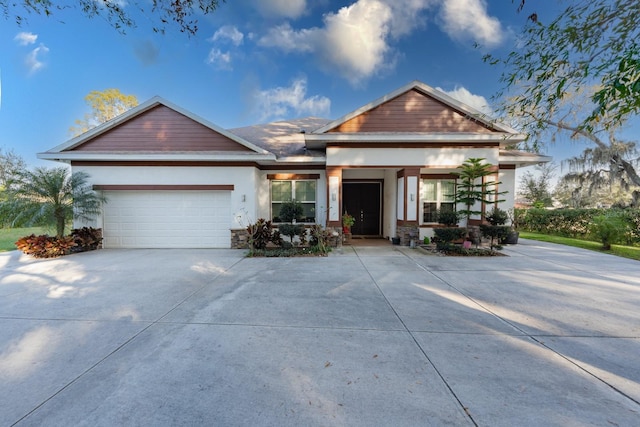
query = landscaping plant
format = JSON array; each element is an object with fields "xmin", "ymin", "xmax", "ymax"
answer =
[
  {"xmin": 15, "ymin": 234, "xmax": 76, "ymax": 258},
  {"xmin": 589, "ymin": 213, "xmax": 628, "ymax": 250},
  {"xmin": 454, "ymin": 158, "xmax": 506, "ymax": 225},
  {"xmin": 480, "ymin": 207, "xmax": 510, "ymax": 250}
]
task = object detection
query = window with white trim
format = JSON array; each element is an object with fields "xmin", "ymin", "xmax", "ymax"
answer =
[
  {"xmin": 271, "ymin": 180, "xmax": 316, "ymax": 223},
  {"xmin": 420, "ymin": 179, "xmax": 456, "ymax": 223}
]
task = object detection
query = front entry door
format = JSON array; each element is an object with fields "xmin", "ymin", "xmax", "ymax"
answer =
[{"xmin": 342, "ymin": 182, "xmax": 381, "ymax": 236}]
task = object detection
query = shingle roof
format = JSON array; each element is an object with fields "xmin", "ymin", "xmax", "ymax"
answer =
[{"xmin": 229, "ymin": 117, "xmax": 330, "ymax": 158}]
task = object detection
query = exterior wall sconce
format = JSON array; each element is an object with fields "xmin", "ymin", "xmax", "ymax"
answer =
[
  {"xmin": 241, "ymin": 194, "xmax": 246, "ymax": 202},
  {"xmin": 331, "ymin": 193, "xmax": 337, "ymax": 201},
  {"xmin": 410, "ymin": 193, "xmax": 415, "ymax": 201}
]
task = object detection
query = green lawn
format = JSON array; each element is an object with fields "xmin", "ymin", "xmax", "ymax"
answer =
[
  {"xmin": 520, "ymin": 231, "xmax": 640, "ymax": 261},
  {"xmin": 0, "ymin": 227, "xmax": 50, "ymax": 252}
]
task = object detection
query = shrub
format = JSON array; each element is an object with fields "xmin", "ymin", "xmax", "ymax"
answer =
[
  {"xmin": 589, "ymin": 213, "xmax": 628, "ymax": 250},
  {"xmin": 278, "ymin": 224, "xmax": 306, "ymax": 244},
  {"xmin": 309, "ymin": 224, "xmax": 331, "ymax": 254},
  {"xmin": 15, "ymin": 234, "xmax": 76, "ymax": 258},
  {"xmin": 436, "ymin": 210, "xmax": 460, "ymax": 227},
  {"xmin": 247, "ymin": 218, "xmax": 273, "ymax": 250},
  {"xmin": 485, "ymin": 208, "xmax": 508, "ymax": 226},
  {"xmin": 70, "ymin": 227, "xmax": 103, "ymax": 252},
  {"xmin": 433, "ymin": 227, "xmax": 467, "ymax": 250},
  {"xmin": 278, "ymin": 201, "xmax": 304, "ymax": 223},
  {"xmin": 479, "ymin": 225, "xmax": 510, "ymax": 250},
  {"xmin": 517, "ymin": 208, "xmax": 640, "ymax": 246}
]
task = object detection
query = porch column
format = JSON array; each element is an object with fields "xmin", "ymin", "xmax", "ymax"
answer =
[
  {"xmin": 396, "ymin": 168, "xmax": 420, "ymax": 226},
  {"xmin": 326, "ymin": 166, "xmax": 343, "ymax": 228},
  {"xmin": 396, "ymin": 168, "xmax": 420, "ymax": 245}
]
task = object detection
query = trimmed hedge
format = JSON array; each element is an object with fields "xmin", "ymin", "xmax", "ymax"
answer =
[{"xmin": 517, "ymin": 208, "xmax": 640, "ymax": 246}]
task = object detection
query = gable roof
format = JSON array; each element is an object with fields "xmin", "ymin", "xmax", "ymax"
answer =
[
  {"xmin": 305, "ymin": 81, "xmax": 527, "ymax": 149},
  {"xmin": 39, "ymin": 97, "xmax": 275, "ymax": 162}
]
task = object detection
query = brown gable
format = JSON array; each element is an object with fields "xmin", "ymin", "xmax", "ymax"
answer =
[
  {"xmin": 68, "ymin": 105, "xmax": 253, "ymax": 152},
  {"xmin": 328, "ymin": 89, "xmax": 494, "ymax": 133}
]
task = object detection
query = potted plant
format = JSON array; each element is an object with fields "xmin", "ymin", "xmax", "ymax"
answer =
[
  {"xmin": 342, "ymin": 212, "xmax": 355, "ymax": 243},
  {"xmin": 504, "ymin": 208, "xmax": 523, "ymax": 244},
  {"xmin": 342, "ymin": 212, "xmax": 355, "ymax": 232}
]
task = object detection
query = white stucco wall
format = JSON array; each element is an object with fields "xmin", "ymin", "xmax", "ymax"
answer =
[
  {"xmin": 498, "ymin": 168, "xmax": 516, "ymax": 218},
  {"xmin": 327, "ymin": 147, "xmax": 499, "ymax": 167},
  {"xmin": 72, "ymin": 165, "xmax": 258, "ymax": 230}
]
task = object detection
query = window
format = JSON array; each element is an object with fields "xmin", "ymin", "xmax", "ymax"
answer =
[
  {"xmin": 421, "ymin": 179, "xmax": 455, "ymax": 223},
  {"xmin": 271, "ymin": 180, "xmax": 316, "ymax": 223}
]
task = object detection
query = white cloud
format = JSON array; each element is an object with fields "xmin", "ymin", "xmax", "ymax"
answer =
[
  {"xmin": 439, "ymin": 0, "xmax": 503, "ymax": 47},
  {"xmin": 14, "ymin": 32, "xmax": 38, "ymax": 46},
  {"xmin": 254, "ymin": 0, "xmax": 307, "ymax": 19},
  {"xmin": 257, "ymin": 0, "xmax": 504, "ymax": 85},
  {"xmin": 253, "ymin": 77, "xmax": 331, "ymax": 122},
  {"xmin": 436, "ymin": 86, "xmax": 492, "ymax": 115},
  {"xmin": 25, "ymin": 44, "xmax": 49, "ymax": 75},
  {"xmin": 206, "ymin": 49, "xmax": 232, "ymax": 70},
  {"xmin": 211, "ymin": 25, "xmax": 244, "ymax": 46},
  {"xmin": 260, "ymin": 0, "xmax": 421, "ymax": 85}
]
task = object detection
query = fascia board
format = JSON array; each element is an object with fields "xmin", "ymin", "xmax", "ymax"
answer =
[
  {"xmin": 37, "ymin": 152, "xmax": 277, "ymax": 162},
  {"xmin": 304, "ymin": 133, "xmax": 527, "ymax": 149}
]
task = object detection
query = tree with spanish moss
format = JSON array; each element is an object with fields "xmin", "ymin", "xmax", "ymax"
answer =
[{"xmin": 487, "ymin": 0, "xmax": 640, "ymax": 195}]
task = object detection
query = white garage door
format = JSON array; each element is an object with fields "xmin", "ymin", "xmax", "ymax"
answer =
[{"xmin": 102, "ymin": 191, "xmax": 231, "ymax": 248}]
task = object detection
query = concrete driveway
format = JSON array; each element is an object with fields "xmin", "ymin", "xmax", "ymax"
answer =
[{"xmin": 1, "ymin": 240, "xmax": 639, "ymax": 426}]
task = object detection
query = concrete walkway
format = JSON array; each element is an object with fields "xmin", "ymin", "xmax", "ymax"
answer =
[{"xmin": 0, "ymin": 239, "xmax": 639, "ymax": 426}]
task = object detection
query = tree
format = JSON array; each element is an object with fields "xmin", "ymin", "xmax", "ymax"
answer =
[
  {"xmin": 558, "ymin": 142, "xmax": 639, "ymax": 207},
  {"xmin": 489, "ymin": 0, "xmax": 640, "ymax": 133},
  {"xmin": 70, "ymin": 89, "xmax": 139, "ymax": 136},
  {"xmin": 2, "ymin": 0, "xmax": 224, "ymax": 36},
  {"xmin": 0, "ymin": 148, "xmax": 26, "ymax": 191},
  {"xmin": 0, "ymin": 167, "xmax": 105, "ymax": 237},
  {"xmin": 518, "ymin": 163, "xmax": 555, "ymax": 207},
  {"xmin": 454, "ymin": 158, "xmax": 506, "ymax": 225}
]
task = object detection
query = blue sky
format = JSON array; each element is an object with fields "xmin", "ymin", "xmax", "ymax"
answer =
[{"xmin": 0, "ymin": 0, "xmax": 624, "ymax": 175}]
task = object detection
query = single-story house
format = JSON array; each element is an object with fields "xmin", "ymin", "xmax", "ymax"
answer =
[{"xmin": 39, "ymin": 81, "xmax": 551, "ymax": 248}]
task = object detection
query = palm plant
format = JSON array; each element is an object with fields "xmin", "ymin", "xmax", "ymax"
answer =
[{"xmin": 0, "ymin": 167, "xmax": 105, "ymax": 237}]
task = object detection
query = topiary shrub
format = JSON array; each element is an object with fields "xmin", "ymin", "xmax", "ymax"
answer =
[
  {"xmin": 278, "ymin": 224, "xmax": 305, "ymax": 244},
  {"xmin": 485, "ymin": 207, "xmax": 509, "ymax": 226},
  {"xmin": 15, "ymin": 234, "xmax": 76, "ymax": 258},
  {"xmin": 479, "ymin": 224, "xmax": 510, "ymax": 250},
  {"xmin": 278, "ymin": 201, "xmax": 304, "ymax": 223},
  {"xmin": 436, "ymin": 210, "xmax": 460, "ymax": 227},
  {"xmin": 433, "ymin": 227, "xmax": 467, "ymax": 250}
]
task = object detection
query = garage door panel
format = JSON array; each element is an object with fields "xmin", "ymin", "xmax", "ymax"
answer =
[{"xmin": 102, "ymin": 191, "xmax": 230, "ymax": 248}]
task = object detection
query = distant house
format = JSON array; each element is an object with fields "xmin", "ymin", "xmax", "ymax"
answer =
[{"xmin": 39, "ymin": 81, "xmax": 551, "ymax": 248}]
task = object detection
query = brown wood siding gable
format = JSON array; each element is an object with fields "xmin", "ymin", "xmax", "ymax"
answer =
[
  {"xmin": 328, "ymin": 89, "xmax": 496, "ymax": 134},
  {"xmin": 69, "ymin": 105, "xmax": 253, "ymax": 152}
]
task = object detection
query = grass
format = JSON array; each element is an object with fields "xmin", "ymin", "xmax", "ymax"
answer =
[
  {"xmin": 0, "ymin": 227, "xmax": 50, "ymax": 252},
  {"xmin": 520, "ymin": 231, "xmax": 640, "ymax": 261}
]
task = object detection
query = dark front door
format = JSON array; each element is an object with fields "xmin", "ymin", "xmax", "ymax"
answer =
[{"xmin": 343, "ymin": 182, "xmax": 381, "ymax": 236}]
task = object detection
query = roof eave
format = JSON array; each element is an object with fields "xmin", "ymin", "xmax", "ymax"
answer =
[
  {"xmin": 304, "ymin": 133, "xmax": 527, "ymax": 149},
  {"xmin": 37, "ymin": 152, "xmax": 277, "ymax": 162}
]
